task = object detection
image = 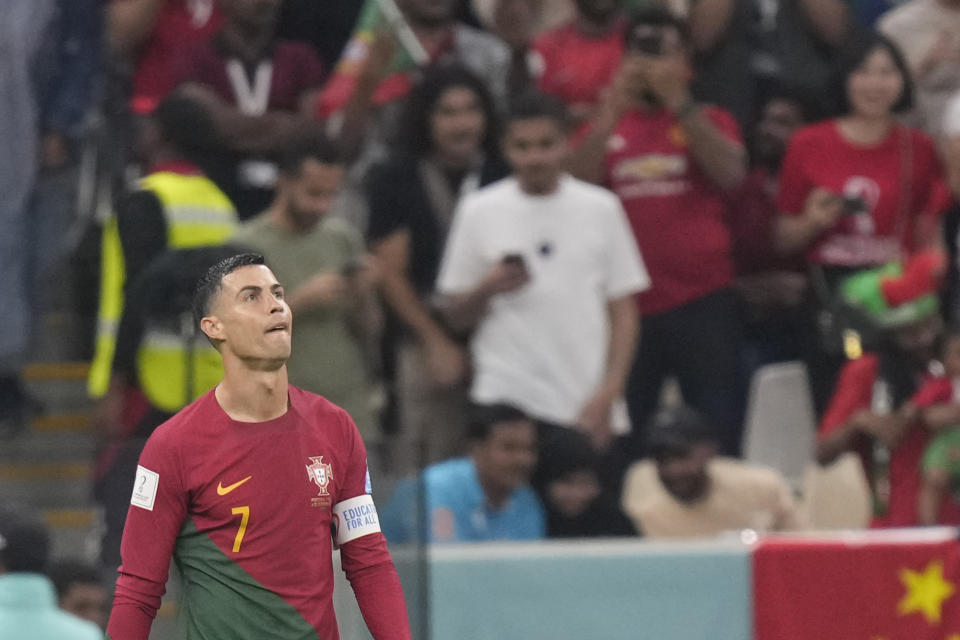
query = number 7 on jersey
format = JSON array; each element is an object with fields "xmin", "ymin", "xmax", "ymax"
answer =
[{"xmin": 231, "ymin": 506, "xmax": 250, "ymax": 552}]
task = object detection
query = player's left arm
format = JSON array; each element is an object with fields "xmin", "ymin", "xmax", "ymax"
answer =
[{"xmin": 334, "ymin": 411, "xmax": 412, "ymax": 640}]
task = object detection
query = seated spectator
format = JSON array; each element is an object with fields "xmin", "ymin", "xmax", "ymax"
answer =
[
  {"xmin": 531, "ymin": 0, "xmax": 627, "ymax": 124},
  {"xmin": 815, "ymin": 261, "xmax": 944, "ymax": 527},
  {"xmin": 366, "ymin": 65, "xmax": 508, "ymax": 472},
  {"xmin": 774, "ymin": 31, "xmax": 951, "ymax": 412},
  {"xmin": 233, "ymin": 137, "xmax": 383, "ymax": 450},
  {"xmin": 108, "ymin": 0, "xmax": 223, "ymax": 115},
  {"xmin": 879, "ymin": 0, "xmax": 960, "ymax": 140},
  {"xmin": 381, "ymin": 404, "xmax": 544, "ymax": 543},
  {"xmin": 533, "ymin": 428, "xmax": 638, "ymax": 538},
  {"xmin": 48, "ymin": 560, "xmax": 109, "ymax": 631},
  {"xmin": 572, "ymin": 6, "xmax": 747, "ymax": 458},
  {"xmin": 317, "ymin": 0, "xmax": 510, "ymax": 158},
  {"xmin": 176, "ymin": 0, "xmax": 327, "ymax": 218},
  {"xmin": 0, "ymin": 505, "xmax": 101, "ymax": 640},
  {"xmin": 910, "ymin": 327, "xmax": 960, "ymax": 525},
  {"xmin": 437, "ymin": 92, "xmax": 648, "ymax": 451},
  {"xmin": 621, "ymin": 406, "xmax": 802, "ymax": 538}
]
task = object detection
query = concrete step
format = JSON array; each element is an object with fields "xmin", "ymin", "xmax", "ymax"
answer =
[
  {"xmin": 0, "ymin": 431, "xmax": 99, "ymax": 463},
  {"xmin": 43, "ymin": 507, "xmax": 103, "ymax": 563},
  {"xmin": 0, "ymin": 461, "xmax": 94, "ymax": 509}
]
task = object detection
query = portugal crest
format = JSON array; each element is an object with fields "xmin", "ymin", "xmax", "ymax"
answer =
[{"xmin": 306, "ymin": 456, "xmax": 332, "ymax": 497}]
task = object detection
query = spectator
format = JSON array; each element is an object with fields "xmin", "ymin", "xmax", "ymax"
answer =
[
  {"xmin": 0, "ymin": 505, "xmax": 102, "ymax": 640},
  {"xmin": 533, "ymin": 428, "xmax": 638, "ymax": 537},
  {"xmin": 484, "ymin": 0, "xmax": 544, "ymax": 97},
  {"xmin": 879, "ymin": 0, "xmax": 960, "ymax": 139},
  {"xmin": 381, "ymin": 403, "xmax": 544, "ymax": 543},
  {"xmin": 317, "ymin": 0, "xmax": 511, "ymax": 159},
  {"xmin": 107, "ymin": 0, "xmax": 223, "ymax": 115},
  {"xmin": 0, "ymin": 0, "xmax": 100, "ymax": 436},
  {"xmin": 88, "ymin": 94, "xmax": 238, "ymax": 434},
  {"xmin": 94, "ymin": 245, "xmax": 245, "ymax": 568},
  {"xmin": 621, "ymin": 406, "xmax": 803, "ymax": 538},
  {"xmin": 531, "ymin": 0, "xmax": 627, "ymax": 124},
  {"xmin": 233, "ymin": 137, "xmax": 383, "ymax": 452},
  {"xmin": 815, "ymin": 262, "xmax": 943, "ymax": 527},
  {"xmin": 572, "ymin": 7, "xmax": 747, "ymax": 458},
  {"xmin": 774, "ymin": 31, "xmax": 950, "ymax": 412},
  {"xmin": 176, "ymin": 0, "xmax": 327, "ymax": 218},
  {"xmin": 48, "ymin": 560, "xmax": 109, "ymax": 631},
  {"xmin": 729, "ymin": 92, "xmax": 809, "ymax": 378},
  {"xmin": 437, "ymin": 91, "xmax": 648, "ymax": 451},
  {"xmin": 366, "ymin": 65, "xmax": 508, "ymax": 472},
  {"xmin": 910, "ymin": 327, "xmax": 960, "ymax": 525}
]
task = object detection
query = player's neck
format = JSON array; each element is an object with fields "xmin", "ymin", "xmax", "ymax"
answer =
[{"xmin": 216, "ymin": 364, "xmax": 289, "ymax": 423}]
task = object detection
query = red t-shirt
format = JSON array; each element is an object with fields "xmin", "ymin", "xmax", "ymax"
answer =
[
  {"xmin": 118, "ymin": 0, "xmax": 224, "ymax": 114},
  {"xmin": 108, "ymin": 387, "xmax": 409, "ymax": 640},
  {"xmin": 777, "ymin": 120, "xmax": 949, "ymax": 267},
  {"xmin": 727, "ymin": 167, "xmax": 802, "ymax": 275},
  {"xmin": 532, "ymin": 20, "xmax": 624, "ymax": 120},
  {"xmin": 818, "ymin": 354, "xmax": 933, "ymax": 528},
  {"xmin": 600, "ymin": 106, "xmax": 740, "ymax": 314}
]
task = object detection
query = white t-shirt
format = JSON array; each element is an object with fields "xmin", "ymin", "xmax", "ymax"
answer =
[{"xmin": 437, "ymin": 175, "xmax": 650, "ymax": 432}]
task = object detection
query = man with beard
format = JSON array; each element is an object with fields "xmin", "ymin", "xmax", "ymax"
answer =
[
  {"xmin": 620, "ymin": 406, "xmax": 801, "ymax": 538},
  {"xmin": 816, "ymin": 264, "xmax": 945, "ymax": 528}
]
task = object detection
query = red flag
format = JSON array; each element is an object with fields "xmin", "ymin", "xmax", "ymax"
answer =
[{"xmin": 754, "ymin": 529, "xmax": 960, "ymax": 640}]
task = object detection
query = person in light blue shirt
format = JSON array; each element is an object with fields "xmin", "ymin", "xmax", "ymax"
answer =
[
  {"xmin": 382, "ymin": 403, "xmax": 545, "ymax": 543},
  {"xmin": 0, "ymin": 505, "xmax": 102, "ymax": 640}
]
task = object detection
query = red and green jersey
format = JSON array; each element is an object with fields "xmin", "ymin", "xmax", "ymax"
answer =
[{"xmin": 107, "ymin": 386, "xmax": 409, "ymax": 640}]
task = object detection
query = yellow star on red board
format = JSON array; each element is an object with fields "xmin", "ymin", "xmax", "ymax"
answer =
[{"xmin": 897, "ymin": 560, "xmax": 956, "ymax": 624}]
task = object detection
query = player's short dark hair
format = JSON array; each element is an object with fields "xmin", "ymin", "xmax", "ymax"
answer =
[
  {"xmin": 505, "ymin": 91, "xmax": 571, "ymax": 132},
  {"xmin": 48, "ymin": 559, "xmax": 104, "ymax": 598},
  {"xmin": 467, "ymin": 403, "xmax": 532, "ymax": 441},
  {"xmin": 192, "ymin": 252, "xmax": 266, "ymax": 329},
  {"xmin": 645, "ymin": 405, "xmax": 718, "ymax": 460},
  {"xmin": 624, "ymin": 5, "xmax": 691, "ymax": 51},
  {"xmin": 277, "ymin": 133, "xmax": 341, "ymax": 177},
  {"xmin": 830, "ymin": 30, "xmax": 914, "ymax": 116},
  {"xmin": 0, "ymin": 504, "xmax": 50, "ymax": 573},
  {"xmin": 153, "ymin": 92, "xmax": 222, "ymax": 161}
]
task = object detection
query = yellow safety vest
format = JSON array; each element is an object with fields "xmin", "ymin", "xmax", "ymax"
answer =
[{"xmin": 88, "ymin": 171, "xmax": 238, "ymax": 409}]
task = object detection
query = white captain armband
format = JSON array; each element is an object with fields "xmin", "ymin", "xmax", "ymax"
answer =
[{"xmin": 332, "ymin": 495, "xmax": 381, "ymax": 545}]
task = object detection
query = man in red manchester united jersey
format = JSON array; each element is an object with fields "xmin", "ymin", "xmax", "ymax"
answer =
[{"xmin": 106, "ymin": 253, "xmax": 410, "ymax": 640}]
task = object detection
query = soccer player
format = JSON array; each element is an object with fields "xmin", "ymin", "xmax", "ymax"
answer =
[{"xmin": 106, "ymin": 253, "xmax": 411, "ymax": 640}]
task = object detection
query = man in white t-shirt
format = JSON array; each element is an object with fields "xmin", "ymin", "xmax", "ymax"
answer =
[{"xmin": 436, "ymin": 91, "xmax": 649, "ymax": 449}]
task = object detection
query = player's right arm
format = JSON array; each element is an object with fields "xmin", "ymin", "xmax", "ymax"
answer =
[{"xmin": 107, "ymin": 424, "xmax": 189, "ymax": 640}]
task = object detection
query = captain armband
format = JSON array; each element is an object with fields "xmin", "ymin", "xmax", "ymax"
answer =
[{"xmin": 332, "ymin": 495, "xmax": 381, "ymax": 545}]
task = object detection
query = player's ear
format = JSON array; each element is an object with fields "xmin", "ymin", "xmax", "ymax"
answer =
[{"xmin": 201, "ymin": 315, "xmax": 225, "ymax": 343}]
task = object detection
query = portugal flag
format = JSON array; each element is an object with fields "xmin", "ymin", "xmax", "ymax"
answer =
[{"xmin": 754, "ymin": 529, "xmax": 960, "ymax": 639}]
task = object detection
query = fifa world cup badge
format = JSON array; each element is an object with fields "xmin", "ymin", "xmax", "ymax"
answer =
[{"xmin": 306, "ymin": 456, "xmax": 333, "ymax": 508}]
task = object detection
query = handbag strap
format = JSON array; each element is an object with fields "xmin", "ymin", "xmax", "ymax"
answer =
[{"xmin": 893, "ymin": 124, "xmax": 913, "ymax": 251}]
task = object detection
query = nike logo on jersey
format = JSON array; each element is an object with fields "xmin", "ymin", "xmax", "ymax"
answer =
[{"xmin": 217, "ymin": 476, "xmax": 252, "ymax": 495}]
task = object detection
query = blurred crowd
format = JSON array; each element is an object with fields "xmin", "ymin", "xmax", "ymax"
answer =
[{"xmin": 4, "ymin": 0, "xmax": 960, "ymax": 583}]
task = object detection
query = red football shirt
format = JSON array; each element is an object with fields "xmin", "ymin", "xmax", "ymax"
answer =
[
  {"xmin": 777, "ymin": 120, "xmax": 949, "ymax": 267},
  {"xmin": 532, "ymin": 20, "xmax": 625, "ymax": 120},
  {"xmin": 116, "ymin": 0, "xmax": 224, "ymax": 114},
  {"xmin": 107, "ymin": 387, "xmax": 409, "ymax": 640},
  {"xmin": 818, "ymin": 354, "xmax": 935, "ymax": 528},
  {"xmin": 599, "ymin": 106, "xmax": 740, "ymax": 314}
]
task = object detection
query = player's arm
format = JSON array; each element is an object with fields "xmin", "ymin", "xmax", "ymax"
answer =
[
  {"xmin": 334, "ymin": 411, "xmax": 412, "ymax": 640},
  {"xmin": 107, "ymin": 427, "xmax": 189, "ymax": 640}
]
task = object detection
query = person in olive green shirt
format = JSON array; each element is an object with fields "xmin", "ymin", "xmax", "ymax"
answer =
[{"xmin": 232, "ymin": 136, "xmax": 382, "ymax": 446}]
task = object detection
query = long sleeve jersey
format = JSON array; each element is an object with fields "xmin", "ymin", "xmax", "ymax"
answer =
[{"xmin": 107, "ymin": 386, "xmax": 410, "ymax": 640}]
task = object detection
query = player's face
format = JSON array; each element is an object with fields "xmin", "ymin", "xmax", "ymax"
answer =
[
  {"xmin": 206, "ymin": 265, "xmax": 293, "ymax": 367},
  {"xmin": 547, "ymin": 469, "xmax": 601, "ymax": 518},
  {"xmin": 473, "ymin": 419, "xmax": 538, "ymax": 493},
  {"xmin": 430, "ymin": 86, "xmax": 486, "ymax": 169},
  {"xmin": 503, "ymin": 117, "xmax": 568, "ymax": 195},
  {"xmin": 846, "ymin": 46, "xmax": 904, "ymax": 119},
  {"xmin": 282, "ymin": 159, "xmax": 344, "ymax": 231},
  {"xmin": 60, "ymin": 583, "xmax": 109, "ymax": 630},
  {"xmin": 656, "ymin": 444, "xmax": 712, "ymax": 504}
]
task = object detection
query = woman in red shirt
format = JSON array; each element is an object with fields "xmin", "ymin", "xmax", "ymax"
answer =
[{"xmin": 773, "ymin": 31, "xmax": 950, "ymax": 411}]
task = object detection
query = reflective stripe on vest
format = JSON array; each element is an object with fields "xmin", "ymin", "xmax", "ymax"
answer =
[
  {"xmin": 136, "ymin": 328, "xmax": 224, "ymax": 412},
  {"xmin": 88, "ymin": 172, "xmax": 237, "ymax": 398}
]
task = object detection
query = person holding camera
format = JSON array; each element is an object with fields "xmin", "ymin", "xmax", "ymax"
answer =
[
  {"xmin": 437, "ymin": 91, "xmax": 648, "ymax": 454},
  {"xmin": 773, "ymin": 31, "xmax": 951, "ymax": 413},
  {"xmin": 572, "ymin": 6, "xmax": 748, "ymax": 460},
  {"xmin": 232, "ymin": 136, "xmax": 383, "ymax": 451}
]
